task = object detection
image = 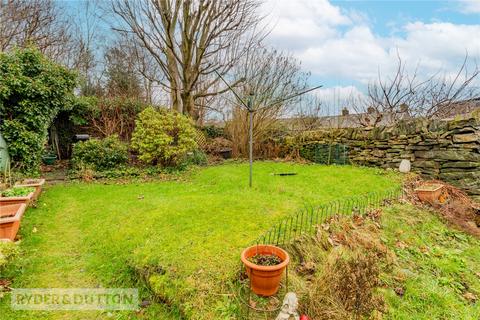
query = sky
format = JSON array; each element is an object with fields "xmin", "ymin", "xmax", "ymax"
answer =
[
  {"xmin": 260, "ymin": 0, "xmax": 480, "ymax": 109},
  {"xmin": 63, "ymin": 0, "xmax": 480, "ymax": 113}
]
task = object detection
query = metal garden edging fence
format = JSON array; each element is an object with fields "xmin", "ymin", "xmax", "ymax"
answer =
[{"xmin": 254, "ymin": 186, "xmax": 403, "ymax": 247}]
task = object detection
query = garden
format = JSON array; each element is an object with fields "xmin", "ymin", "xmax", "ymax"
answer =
[
  {"xmin": 1, "ymin": 6, "xmax": 480, "ymax": 319},
  {"xmin": 0, "ymin": 162, "xmax": 401, "ymax": 319},
  {"xmin": 1, "ymin": 162, "xmax": 480, "ymax": 319}
]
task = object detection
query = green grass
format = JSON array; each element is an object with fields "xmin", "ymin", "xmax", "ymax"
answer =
[
  {"xmin": 381, "ymin": 204, "xmax": 480, "ymax": 319},
  {"xmin": 0, "ymin": 161, "xmax": 399, "ymax": 319}
]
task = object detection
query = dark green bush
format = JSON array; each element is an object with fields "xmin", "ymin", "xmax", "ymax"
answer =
[
  {"xmin": 0, "ymin": 48, "xmax": 80, "ymax": 173},
  {"xmin": 201, "ymin": 125, "xmax": 225, "ymax": 139},
  {"xmin": 71, "ymin": 135, "xmax": 128, "ymax": 171}
]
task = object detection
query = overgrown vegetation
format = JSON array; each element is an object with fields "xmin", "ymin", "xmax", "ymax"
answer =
[
  {"xmin": 0, "ymin": 2, "xmax": 478, "ymax": 320},
  {"xmin": 180, "ymin": 149, "xmax": 208, "ymax": 168},
  {"xmin": 201, "ymin": 125, "xmax": 225, "ymax": 139},
  {"xmin": 0, "ymin": 48, "xmax": 80, "ymax": 173},
  {"xmin": 69, "ymin": 165, "xmax": 168, "ymax": 182},
  {"xmin": 282, "ymin": 210, "xmax": 390, "ymax": 320},
  {"xmin": 85, "ymin": 97, "xmax": 147, "ymax": 140}
]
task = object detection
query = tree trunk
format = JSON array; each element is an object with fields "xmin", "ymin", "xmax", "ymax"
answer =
[
  {"xmin": 182, "ymin": 91, "xmax": 196, "ymax": 119},
  {"xmin": 170, "ymin": 84, "xmax": 183, "ymax": 113}
]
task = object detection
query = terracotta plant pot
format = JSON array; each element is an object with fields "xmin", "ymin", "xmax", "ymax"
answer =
[
  {"xmin": 0, "ymin": 191, "xmax": 34, "ymax": 207},
  {"xmin": 241, "ymin": 245, "xmax": 290, "ymax": 296},
  {"xmin": 0, "ymin": 203, "xmax": 26, "ymax": 241},
  {"xmin": 15, "ymin": 178, "xmax": 45, "ymax": 201},
  {"xmin": 415, "ymin": 184, "xmax": 444, "ymax": 203}
]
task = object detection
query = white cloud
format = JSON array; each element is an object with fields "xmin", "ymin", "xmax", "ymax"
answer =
[
  {"xmin": 315, "ymin": 85, "xmax": 365, "ymax": 101},
  {"xmin": 263, "ymin": 0, "xmax": 351, "ymax": 28},
  {"xmin": 262, "ymin": 0, "xmax": 480, "ymax": 87},
  {"xmin": 298, "ymin": 26, "xmax": 390, "ymax": 83},
  {"xmin": 458, "ymin": 0, "xmax": 480, "ymax": 14},
  {"xmin": 261, "ymin": 0, "xmax": 350, "ymax": 51},
  {"xmin": 394, "ymin": 22, "xmax": 480, "ymax": 69}
]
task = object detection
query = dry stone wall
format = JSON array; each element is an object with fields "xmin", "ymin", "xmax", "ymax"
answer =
[{"xmin": 295, "ymin": 117, "xmax": 480, "ymax": 197}]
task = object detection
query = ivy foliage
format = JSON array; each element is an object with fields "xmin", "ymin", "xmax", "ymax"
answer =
[
  {"xmin": 131, "ymin": 107, "xmax": 197, "ymax": 166},
  {"xmin": 0, "ymin": 48, "xmax": 79, "ymax": 173}
]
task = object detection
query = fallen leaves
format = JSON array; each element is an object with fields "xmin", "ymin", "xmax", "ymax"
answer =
[
  {"xmin": 463, "ymin": 292, "xmax": 477, "ymax": 303},
  {"xmin": 394, "ymin": 287, "xmax": 405, "ymax": 297},
  {"xmin": 395, "ymin": 241, "xmax": 408, "ymax": 250}
]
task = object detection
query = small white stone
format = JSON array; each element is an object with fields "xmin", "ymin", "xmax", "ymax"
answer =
[{"xmin": 399, "ymin": 159, "xmax": 411, "ymax": 173}]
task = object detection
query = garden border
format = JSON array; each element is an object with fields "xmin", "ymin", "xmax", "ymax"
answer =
[{"xmin": 254, "ymin": 186, "xmax": 403, "ymax": 246}]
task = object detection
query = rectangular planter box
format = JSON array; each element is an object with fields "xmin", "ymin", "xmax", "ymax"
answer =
[
  {"xmin": 15, "ymin": 178, "xmax": 45, "ymax": 201},
  {"xmin": 414, "ymin": 184, "xmax": 444, "ymax": 203},
  {"xmin": 0, "ymin": 191, "xmax": 34, "ymax": 207},
  {"xmin": 0, "ymin": 203, "xmax": 26, "ymax": 241}
]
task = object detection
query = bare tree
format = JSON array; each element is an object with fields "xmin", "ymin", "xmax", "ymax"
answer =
[
  {"xmin": 225, "ymin": 47, "xmax": 309, "ymax": 156},
  {"xmin": 111, "ymin": 0, "xmax": 264, "ymax": 119},
  {"xmin": 416, "ymin": 55, "xmax": 480, "ymax": 119},
  {"xmin": 116, "ymin": 34, "xmax": 164, "ymax": 104},
  {"xmin": 352, "ymin": 54, "xmax": 480, "ymax": 127},
  {"xmin": 0, "ymin": 0, "xmax": 72, "ymax": 60},
  {"xmin": 292, "ymin": 91, "xmax": 359, "ymax": 131},
  {"xmin": 292, "ymin": 95, "xmax": 336, "ymax": 131},
  {"xmin": 104, "ymin": 45, "xmax": 143, "ymax": 99},
  {"xmin": 68, "ymin": 0, "xmax": 112, "ymax": 96}
]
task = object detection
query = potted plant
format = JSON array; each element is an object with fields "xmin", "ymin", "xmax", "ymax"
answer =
[
  {"xmin": 414, "ymin": 183, "xmax": 444, "ymax": 203},
  {"xmin": 0, "ymin": 186, "xmax": 35, "ymax": 207},
  {"xmin": 42, "ymin": 146, "xmax": 57, "ymax": 165},
  {"xmin": 241, "ymin": 244, "xmax": 290, "ymax": 296},
  {"xmin": 0, "ymin": 203, "xmax": 26, "ymax": 241},
  {"xmin": 14, "ymin": 178, "xmax": 45, "ymax": 201}
]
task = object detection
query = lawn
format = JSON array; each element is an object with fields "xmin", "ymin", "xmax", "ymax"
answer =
[
  {"xmin": 381, "ymin": 204, "xmax": 480, "ymax": 319},
  {"xmin": 0, "ymin": 161, "xmax": 400, "ymax": 319}
]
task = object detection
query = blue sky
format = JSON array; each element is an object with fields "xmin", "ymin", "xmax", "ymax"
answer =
[
  {"xmin": 261, "ymin": 0, "xmax": 480, "ymax": 107},
  {"xmin": 332, "ymin": 1, "xmax": 480, "ymax": 35}
]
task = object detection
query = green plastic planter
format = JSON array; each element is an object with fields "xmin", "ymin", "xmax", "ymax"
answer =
[{"xmin": 42, "ymin": 154, "xmax": 57, "ymax": 165}]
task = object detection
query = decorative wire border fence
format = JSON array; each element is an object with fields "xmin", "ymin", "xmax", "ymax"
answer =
[{"xmin": 254, "ymin": 186, "xmax": 403, "ymax": 247}]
